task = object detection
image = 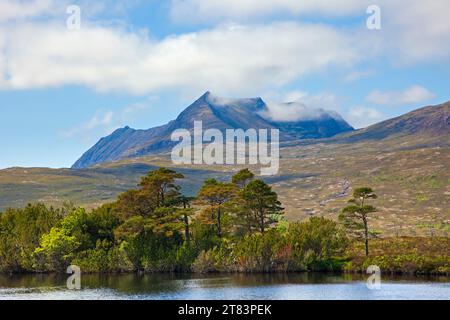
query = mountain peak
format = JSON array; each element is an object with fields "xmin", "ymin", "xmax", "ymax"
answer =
[
  {"xmin": 72, "ymin": 93, "xmax": 355, "ymax": 168},
  {"xmin": 198, "ymin": 91, "xmax": 212, "ymax": 101},
  {"xmin": 204, "ymin": 92, "xmax": 265, "ymax": 111}
]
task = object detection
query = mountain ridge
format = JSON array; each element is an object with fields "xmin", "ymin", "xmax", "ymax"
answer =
[
  {"xmin": 334, "ymin": 101, "xmax": 450, "ymax": 143},
  {"xmin": 72, "ymin": 92, "xmax": 354, "ymax": 168}
]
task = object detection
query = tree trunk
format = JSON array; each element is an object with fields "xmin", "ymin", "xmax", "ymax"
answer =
[
  {"xmin": 363, "ymin": 216, "xmax": 369, "ymax": 256},
  {"xmin": 217, "ymin": 206, "xmax": 222, "ymax": 238},
  {"xmin": 246, "ymin": 212, "xmax": 253, "ymax": 234},
  {"xmin": 260, "ymin": 212, "xmax": 265, "ymax": 234},
  {"xmin": 184, "ymin": 213, "xmax": 190, "ymax": 245}
]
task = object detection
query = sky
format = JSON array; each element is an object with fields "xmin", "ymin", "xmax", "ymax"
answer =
[{"xmin": 0, "ymin": 0, "xmax": 449, "ymax": 169}]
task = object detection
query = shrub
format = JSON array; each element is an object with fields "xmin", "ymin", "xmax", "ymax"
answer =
[
  {"xmin": 192, "ymin": 244, "xmax": 233, "ymax": 273},
  {"xmin": 287, "ymin": 217, "xmax": 348, "ymax": 271},
  {"xmin": 232, "ymin": 229, "xmax": 289, "ymax": 272}
]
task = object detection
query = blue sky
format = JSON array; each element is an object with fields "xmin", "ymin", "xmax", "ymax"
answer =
[{"xmin": 0, "ymin": 0, "xmax": 449, "ymax": 169}]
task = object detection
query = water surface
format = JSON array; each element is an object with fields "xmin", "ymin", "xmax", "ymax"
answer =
[{"xmin": 0, "ymin": 273, "xmax": 449, "ymax": 300}]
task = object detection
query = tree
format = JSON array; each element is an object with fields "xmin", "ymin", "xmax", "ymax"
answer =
[
  {"xmin": 197, "ymin": 179, "xmax": 237, "ymax": 238},
  {"xmin": 139, "ymin": 168, "xmax": 184, "ymax": 207},
  {"xmin": 339, "ymin": 187, "xmax": 378, "ymax": 256},
  {"xmin": 115, "ymin": 167, "xmax": 185, "ymax": 223},
  {"xmin": 167, "ymin": 195, "xmax": 196, "ymax": 245},
  {"xmin": 232, "ymin": 168, "xmax": 255, "ymax": 189},
  {"xmin": 113, "ymin": 168, "xmax": 193, "ymax": 271},
  {"xmin": 241, "ymin": 180, "xmax": 284, "ymax": 234},
  {"xmin": 230, "ymin": 169, "xmax": 257, "ymax": 235},
  {"xmin": 0, "ymin": 204, "xmax": 62, "ymax": 272},
  {"xmin": 34, "ymin": 226, "xmax": 80, "ymax": 272},
  {"xmin": 34, "ymin": 205, "xmax": 121, "ymax": 272},
  {"xmin": 115, "ymin": 189, "xmax": 157, "ymax": 218}
]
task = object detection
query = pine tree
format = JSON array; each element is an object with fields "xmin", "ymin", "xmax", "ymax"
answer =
[
  {"xmin": 197, "ymin": 179, "xmax": 237, "ymax": 238},
  {"xmin": 241, "ymin": 180, "xmax": 284, "ymax": 234},
  {"xmin": 339, "ymin": 187, "xmax": 378, "ymax": 256}
]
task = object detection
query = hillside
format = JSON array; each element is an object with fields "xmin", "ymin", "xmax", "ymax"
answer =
[{"xmin": 336, "ymin": 101, "xmax": 450, "ymax": 143}]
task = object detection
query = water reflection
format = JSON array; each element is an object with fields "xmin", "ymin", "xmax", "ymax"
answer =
[{"xmin": 0, "ymin": 273, "xmax": 449, "ymax": 300}]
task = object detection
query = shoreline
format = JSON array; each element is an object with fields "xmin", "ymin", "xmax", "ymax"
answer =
[{"xmin": 2, "ymin": 270, "xmax": 450, "ymax": 277}]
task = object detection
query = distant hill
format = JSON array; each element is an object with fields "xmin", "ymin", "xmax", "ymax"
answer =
[
  {"xmin": 72, "ymin": 92, "xmax": 354, "ymax": 168},
  {"xmin": 336, "ymin": 101, "xmax": 450, "ymax": 143}
]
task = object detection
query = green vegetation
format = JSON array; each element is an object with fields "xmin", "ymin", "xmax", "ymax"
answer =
[
  {"xmin": 0, "ymin": 168, "xmax": 448, "ymax": 275},
  {"xmin": 339, "ymin": 187, "xmax": 378, "ymax": 256},
  {"xmin": 344, "ymin": 237, "xmax": 450, "ymax": 275}
]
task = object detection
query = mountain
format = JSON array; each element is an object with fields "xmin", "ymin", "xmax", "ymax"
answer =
[
  {"xmin": 72, "ymin": 92, "xmax": 354, "ymax": 168},
  {"xmin": 335, "ymin": 101, "xmax": 450, "ymax": 143}
]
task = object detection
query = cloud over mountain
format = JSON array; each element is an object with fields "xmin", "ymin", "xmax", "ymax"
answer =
[
  {"xmin": 0, "ymin": 0, "xmax": 448, "ymax": 97},
  {"xmin": 0, "ymin": 21, "xmax": 358, "ymax": 95},
  {"xmin": 260, "ymin": 102, "xmax": 343, "ymax": 123}
]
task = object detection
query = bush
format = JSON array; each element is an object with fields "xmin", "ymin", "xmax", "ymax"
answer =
[
  {"xmin": 107, "ymin": 243, "xmax": 135, "ymax": 273},
  {"xmin": 192, "ymin": 244, "xmax": 233, "ymax": 273},
  {"xmin": 192, "ymin": 250, "xmax": 217, "ymax": 273},
  {"xmin": 233, "ymin": 230, "xmax": 289, "ymax": 272},
  {"xmin": 287, "ymin": 217, "xmax": 348, "ymax": 271}
]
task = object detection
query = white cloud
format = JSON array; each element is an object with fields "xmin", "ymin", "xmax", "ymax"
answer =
[
  {"xmin": 0, "ymin": 0, "xmax": 141, "ymax": 23},
  {"xmin": 260, "ymin": 91, "xmax": 344, "ymax": 122},
  {"xmin": 366, "ymin": 85, "xmax": 435, "ymax": 106},
  {"xmin": 62, "ymin": 103, "xmax": 149, "ymax": 142},
  {"xmin": 382, "ymin": 0, "xmax": 450, "ymax": 62},
  {"xmin": 347, "ymin": 106, "xmax": 384, "ymax": 129},
  {"xmin": 342, "ymin": 69, "xmax": 373, "ymax": 82},
  {"xmin": 261, "ymin": 102, "xmax": 343, "ymax": 122},
  {"xmin": 63, "ymin": 110, "xmax": 114, "ymax": 140},
  {"xmin": 170, "ymin": 0, "xmax": 366, "ymax": 22},
  {"xmin": 0, "ymin": 0, "xmax": 58, "ymax": 22},
  {"xmin": 0, "ymin": 0, "xmax": 448, "ymax": 97},
  {"xmin": 123, "ymin": 103, "xmax": 148, "ymax": 115},
  {"xmin": 0, "ymin": 21, "xmax": 360, "ymax": 95},
  {"xmin": 171, "ymin": 0, "xmax": 450, "ymax": 63},
  {"xmin": 282, "ymin": 90, "xmax": 309, "ymax": 103}
]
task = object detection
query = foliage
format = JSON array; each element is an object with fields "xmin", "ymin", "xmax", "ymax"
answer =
[
  {"xmin": 344, "ymin": 237, "xmax": 450, "ymax": 275},
  {"xmin": 0, "ymin": 170, "xmax": 448, "ymax": 275},
  {"xmin": 339, "ymin": 187, "xmax": 377, "ymax": 256},
  {"xmin": 139, "ymin": 168, "xmax": 184, "ymax": 207},
  {"xmin": 287, "ymin": 217, "xmax": 348, "ymax": 271},
  {"xmin": 197, "ymin": 179, "xmax": 237, "ymax": 238},
  {"xmin": 241, "ymin": 180, "xmax": 284, "ymax": 234},
  {"xmin": 34, "ymin": 225, "xmax": 80, "ymax": 272},
  {"xmin": 0, "ymin": 203, "xmax": 63, "ymax": 272},
  {"xmin": 232, "ymin": 229, "xmax": 288, "ymax": 272},
  {"xmin": 232, "ymin": 168, "xmax": 255, "ymax": 189},
  {"xmin": 192, "ymin": 245, "xmax": 233, "ymax": 273},
  {"xmin": 34, "ymin": 204, "xmax": 121, "ymax": 272}
]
